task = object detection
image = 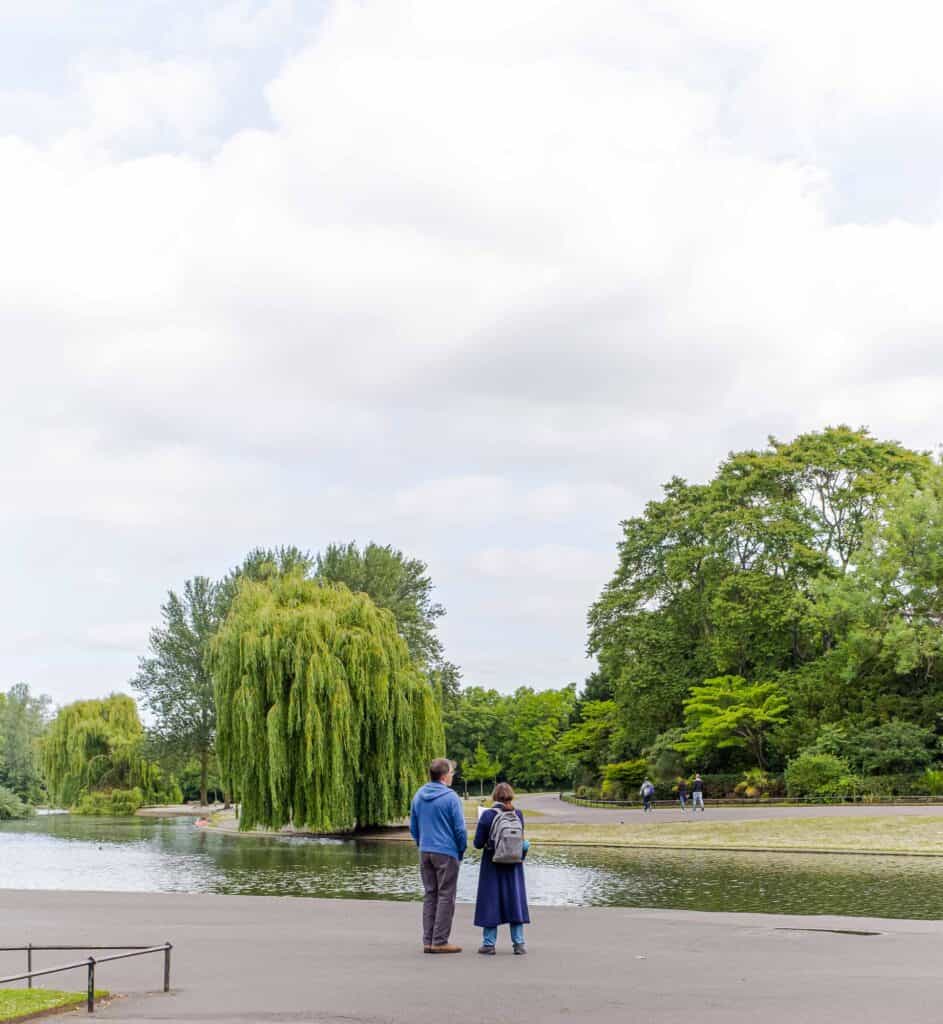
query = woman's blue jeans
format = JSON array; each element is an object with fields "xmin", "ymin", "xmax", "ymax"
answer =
[{"xmin": 482, "ymin": 924, "xmax": 524, "ymax": 947}]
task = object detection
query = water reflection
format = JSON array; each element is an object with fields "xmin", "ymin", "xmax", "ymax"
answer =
[{"xmin": 1, "ymin": 816, "xmax": 940, "ymax": 919}]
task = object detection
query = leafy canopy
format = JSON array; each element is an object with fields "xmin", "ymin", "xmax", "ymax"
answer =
[
  {"xmin": 0, "ymin": 683, "xmax": 50, "ymax": 802},
  {"xmin": 41, "ymin": 694, "xmax": 178, "ymax": 809},
  {"xmin": 463, "ymin": 742, "xmax": 502, "ymax": 796},
  {"xmin": 132, "ymin": 576, "xmax": 221, "ymax": 804},
  {"xmin": 211, "ymin": 575, "xmax": 444, "ymax": 831},
  {"xmin": 679, "ymin": 675, "xmax": 788, "ymax": 769}
]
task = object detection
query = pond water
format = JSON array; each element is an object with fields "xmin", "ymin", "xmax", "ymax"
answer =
[{"xmin": 1, "ymin": 815, "xmax": 941, "ymax": 919}]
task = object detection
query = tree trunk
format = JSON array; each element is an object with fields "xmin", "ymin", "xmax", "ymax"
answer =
[{"xmin": 200, "ymin": 748, "xmax": 209, "ymax": 807}]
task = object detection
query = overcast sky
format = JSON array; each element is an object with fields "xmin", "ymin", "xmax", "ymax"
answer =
[{"xmin": 3, "ymin": 1, "xmax": 943, "ymax": 708}]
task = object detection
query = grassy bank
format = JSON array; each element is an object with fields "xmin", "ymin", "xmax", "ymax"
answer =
[
  {"xmin": 206, "ymin": 805, "xmax": 943, "ymax": 856},
  {"xmin": 0, "ymin": 989, "xmax": 108, "ymax": 1021},
  {"xmin": 525, "ymin": 816, "xmax": 943, "ymax": 856}
]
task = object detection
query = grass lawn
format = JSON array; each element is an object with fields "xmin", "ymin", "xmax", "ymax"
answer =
[
  {"xmin": 524, "ymin": 815, "xmax": 943, "ymax": 855},
  {"xmin": 0, "ymin": 989, "xmax": 109, "ymax": 1021},
  {"xmin": 461, "ymin": 799, "xmax": 545, "ymax": 826}
]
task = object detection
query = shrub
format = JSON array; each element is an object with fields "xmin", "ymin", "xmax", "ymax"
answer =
[
  {"xmin": 0, "ymin": 786, "xmax": 29, "ymax": 819},
  {"xmin": 785, "ymin": 753, "xmax": 859, "ymax": 799},
  {"xmin": 734, "ymin": 768, "xmax": 776, "ymax": 798},
  {"xmin": 923, "ymin": 767, "xmax": 943, "ymax": 796},
  {"xmin": 74, "ymin": 788, "xmax": 145, "ymax": 816},
  {"xmin": 601, "ymin": 759, "xmax": 648, "ymax": 799},
  {"xmin": 806, "ymin": 720, "xmax": 936, "ymax": 775}
]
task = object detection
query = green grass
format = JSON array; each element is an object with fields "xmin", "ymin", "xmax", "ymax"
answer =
[
  {"xmin": 525, "ymin": 815, "xmax": 943, "ymax": 855},
  {"xmin": 0, "ymin": 989, "xmax": 109, "ymax": 1021},
  {"xmin": 461, "ymin": 799, "xmax": 545, "ymax": 826}
]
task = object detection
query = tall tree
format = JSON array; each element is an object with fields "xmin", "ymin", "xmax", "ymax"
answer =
[
  {"xmin": 443, "ymin": 686, "xmax": 509, "ymax": 772},
  {"xmin": 132, "ymin": 576, "xmax": 221, "ymax": 805},
  {"xmin": 589, "ymin": 427, "xmax": 931, "ymax": 755},
  {"xmin": 216, "ymin": 546, "xmax": 315, "ymax": 618},
  {"xmin": 555, "ymin": 700, "xmax": 621, "ymax": 782},
  {"xmin": 315, "ymin": 542, "xmax": 449, "ymax": 670},
  {"xmin": 210, "ymin": 575, "xmax": 444, "ymax": 832},
  {"xmin": 42, "ymin": 694, "xmax": 174, "ymax": 808},
  {"xmin": 817, "ymin": 466, "xmax": 943, "ymax": 725},
  {"xmin": 463, "ymin": 742, "xmax": 502, "ymax": 797},
  {"xmin": 503, "ymin": 686, "xmax": 577, "ymax": 789},
  {"xmin": 0, "ymin": 683, "xmax": 50, "ymax": 802}
]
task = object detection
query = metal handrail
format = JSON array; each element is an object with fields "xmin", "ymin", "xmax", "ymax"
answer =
[
  {"xmin": 0, "ymin": 942, "xmax": 171, "ymax": 1013},
  {"xmin": 560, "ymin": 792, "xmax": 943, "ymax": 808}
]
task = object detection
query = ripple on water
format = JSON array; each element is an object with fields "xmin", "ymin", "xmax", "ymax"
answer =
[{"xmin": 1, "ymin": 816, "xmax": 941, "ymax": 918}]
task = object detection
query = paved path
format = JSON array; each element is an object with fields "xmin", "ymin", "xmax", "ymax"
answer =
[
  {"xmin": 516, "ymin": 791, "xmax": 943, "ymax": 824},
  {"xmin": 2, "ymin": 890, "xmax": 941, "ymax": 1023}
]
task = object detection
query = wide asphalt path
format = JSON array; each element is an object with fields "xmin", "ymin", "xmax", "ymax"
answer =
[
  {"xmin": 2, "ymin": 889, "xmax": 941, "ymax": 1023},
  {"xmin": 516, "ymin": 791, "xmax": 943, "ymax": 824}
]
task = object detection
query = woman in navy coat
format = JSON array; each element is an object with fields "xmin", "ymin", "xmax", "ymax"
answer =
[{"xmin": 473, "ymin": 782, "xmax": 530, "ymax": 954}]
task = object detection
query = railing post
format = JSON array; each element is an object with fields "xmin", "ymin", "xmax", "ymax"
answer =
[
  {"xmin": 27, "ymin": 944, "xmax": 32, "ymax": 989},
  {"xmin": 163, "ymin": 943, "xmax": 172, "ymax": 992},
  {"xmin": 87, "ymin": 956, "xmax": 96, "ymax": 1013}
]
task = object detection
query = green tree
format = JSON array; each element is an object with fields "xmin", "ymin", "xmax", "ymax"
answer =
[
  {"xmin": 316, "ymin": 542, "xmax": 452, "ymax": 674},
  {"xmin": 555, "ymin": 700, "xmax": 621, "ymax": 782},
  {"xmin": 463, "ymin": 742, "xmax": 502, "ymax": 797},
  {"xmin": 0, "ymin": 683, "xmax": 50, "ymax": 802},
  {"xmin": 679, "ymin": 675, "xmax": 788, "ymax": 769},
  {"xmin": 589, "ymin": 426, "xmax": 929, "ymax": 755},
  {"xmin": 817, "ymin": 467, "xmax": 943, "ymax": 725},
  {"xmin": 132, "ymin": 577, "xmax": 221, "ymax": 805},
  {"xmin": 503, "ymin": 686, "xmax": 577, "ymax": 789},
  {"xmin": 443, "ymin": 686, "xmax": 509, "ymax": 777},
  {"xmin": 41, "ymin": 694, "xmax": 176, "ymax": 809},
  {"xmin": 210, "ymin": 575, "xmax": 443, "ymax": 832},
  {"xmin": 216, "ymin": 546, "xmax": 316, "ymax": 618}
]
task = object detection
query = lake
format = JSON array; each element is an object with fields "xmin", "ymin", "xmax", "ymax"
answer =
[{"xmin": 1, "ymin": 815, "xmax": 940, "ymax": 919}]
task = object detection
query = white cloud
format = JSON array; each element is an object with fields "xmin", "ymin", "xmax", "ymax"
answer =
[{"xmin": 3, "ymin": 0, "xmax": 943, "ymax": 704}]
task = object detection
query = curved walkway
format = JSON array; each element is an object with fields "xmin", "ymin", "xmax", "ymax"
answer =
[{"xmin": 516, "ymin": 792, "xmax": 943, "ymax": 824}]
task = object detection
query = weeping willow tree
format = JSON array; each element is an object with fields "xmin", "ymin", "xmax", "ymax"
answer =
[
  {"xmin": 211, "ymin": 576, "xmax": 444, "ymax": 832},
  {"xmin": 42, "ymin": 694, "xmax": 178, "ymax": 809}
]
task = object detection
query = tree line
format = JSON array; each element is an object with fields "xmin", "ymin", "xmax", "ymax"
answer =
[
  {"xmin": 446, "ymin": 428, "xmax": 943, "ymax": 800},
  {"xmin": 2, "ymin": 542, "xmax": 455, "ymax": 820},
  {"xmin": 8, "ymin": 425, "xmax": 943, "ymax": 820}
]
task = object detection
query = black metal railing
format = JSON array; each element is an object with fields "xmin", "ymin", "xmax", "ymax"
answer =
[
  {"xmin": 560, "ymin": 792, "xmax": 943, "ymax": 808},
  {"xmin": 0, "ymin": 943, "xmax": 171, "ymax": 1013}
]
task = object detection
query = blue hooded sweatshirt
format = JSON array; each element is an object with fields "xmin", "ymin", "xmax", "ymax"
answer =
[{"xmin": 410, "ymin": 782, "xmax": 467, "ymax": 861}]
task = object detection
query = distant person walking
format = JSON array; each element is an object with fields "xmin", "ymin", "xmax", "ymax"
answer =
[
  {"xmin": 410, "ymin": 758, "xmax": 468, "ymax": 954},
  {"xmin": 692, "ymin": 773, "xmax": 705, "ymax": 812},
  {"xmin": 677, "ymin": 778, "xmax": 688, "ymax": 812},
  {"xmin": 473, "ymin": 782, "xmax": 530, "ymax": 955},
  {"xmin": 640, "ymin": 778, "xmax": 655, "ymax": 813}
]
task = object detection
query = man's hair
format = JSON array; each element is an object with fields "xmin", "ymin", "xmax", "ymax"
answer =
[{"xmin": 429, "ymin": 758, "xmax": 453, "ymax": 782}]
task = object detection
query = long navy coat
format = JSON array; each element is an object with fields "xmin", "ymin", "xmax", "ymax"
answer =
[{"xmin": 473, "ymin": 805, "xmax": 530, "ymax": 927}]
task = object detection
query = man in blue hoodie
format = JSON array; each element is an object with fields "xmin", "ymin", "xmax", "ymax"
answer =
[{"xmin": 410, "ymin": 758, "xmax": 467, "ymax": 954}]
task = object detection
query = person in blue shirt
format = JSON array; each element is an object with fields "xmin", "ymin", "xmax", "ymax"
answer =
[{"xmin": 410, "ymin": 758, "xmax": 468, "ymax": 954}]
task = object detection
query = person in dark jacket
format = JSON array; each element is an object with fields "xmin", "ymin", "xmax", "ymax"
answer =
[
  {"xmin": 410, "ymin": 758, "xmax": 468, "ymax": 954},
  {"xmin": 692, "ymin": 773, "xmax": 705, "ymax": 812},
  {"xmin": 473, "ymin": 782, "xmax": 530, "ymax": 955},
  {"xmin": 677, "ymin": 777, "xmax": 688, "ymax": 812}
]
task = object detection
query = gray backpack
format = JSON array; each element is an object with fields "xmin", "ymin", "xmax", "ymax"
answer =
[{"xmin": 489, "ymin": 806, "xmax": 524, "ymax": 864}]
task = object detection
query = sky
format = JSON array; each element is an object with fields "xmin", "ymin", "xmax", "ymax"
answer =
[{"xmin": 3, "ymin": 1, "xmax": 943, "ymax": 708}]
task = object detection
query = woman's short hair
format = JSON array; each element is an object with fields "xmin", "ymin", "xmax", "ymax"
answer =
[{"xmin": 492, "ymin": 781, "xmax": 515, "ymax": 807}]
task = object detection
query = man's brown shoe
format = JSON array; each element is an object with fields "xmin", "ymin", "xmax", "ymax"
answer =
[
  {"xmin": 423, "ymin": 945, "xmax": 432, "ymax": 953},
  {"xmin": 429, "ymin": 943, "xmax": 462, "ymax": 954}
]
